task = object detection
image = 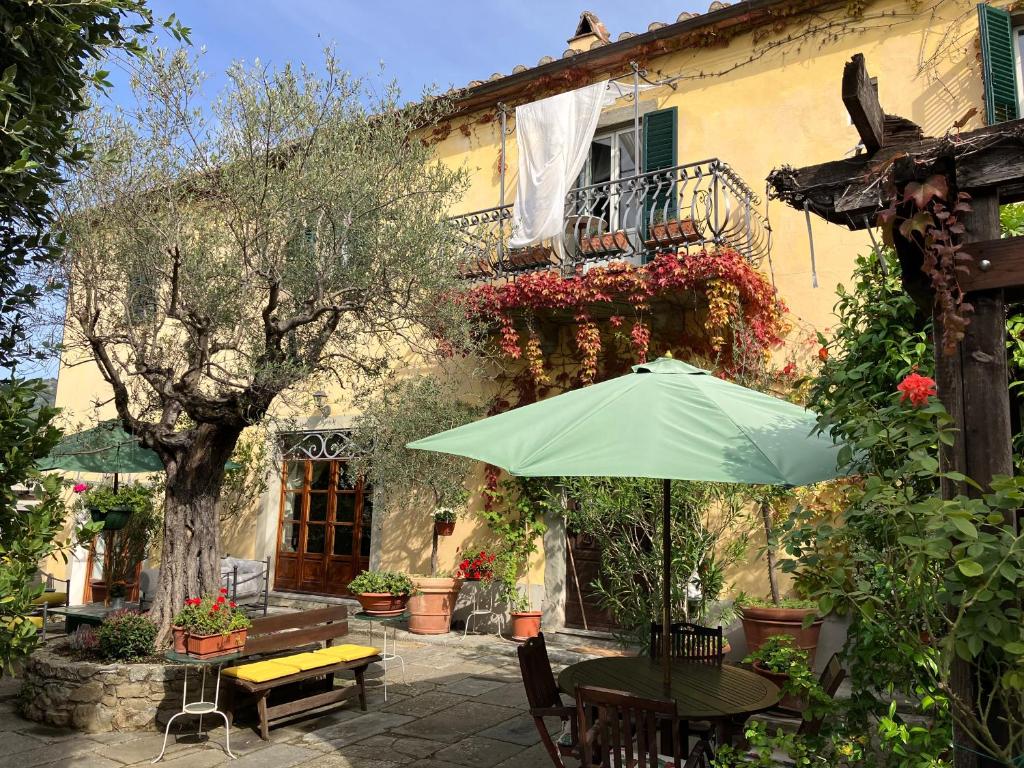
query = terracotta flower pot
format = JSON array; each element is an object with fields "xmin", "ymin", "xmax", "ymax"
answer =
[
  {"xmin": 510, "ymin": 610, "xmax": 542, "ymax": 642},
  {"xmin": 752, "ymin": 661, "xmax": 804, "ymax": 712},
  {"xmin": 434, "ymin": 520, "xmax": 455, "ymax": 537},
  {"xmin": 645, "ymin": 218, "xmax": 698, "ymax": 247},
  {"xmin": 407, "ymin": 577, "xmax": 463, "ymax": 635},
  {"xmin": 740, "ymin": 606, "xmax": 823, "ymax": 666},
  {"xmin": 185, "ymin": 628, "xmax": 247, "ymax": 659},
  {"xmin": 355, "ymin": 592, "xmax": 410, "ymax": 617},
  {"xmin": 172, "ymin": 626, "xmax": 187, "ymax": 654}
]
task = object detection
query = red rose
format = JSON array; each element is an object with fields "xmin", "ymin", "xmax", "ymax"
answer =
[{"xmin": 897, "ymin": 372, "xmax": 937, "ymax": 408}]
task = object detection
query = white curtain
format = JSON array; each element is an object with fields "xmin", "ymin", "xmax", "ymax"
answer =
[{"xmin": 508, "ymin": 80, "xmax": 615, "ymax": 250}]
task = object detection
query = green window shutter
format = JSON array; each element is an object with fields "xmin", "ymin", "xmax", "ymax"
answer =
[
  {"xmin": 979, "ymin": 3, "xmax": 1019, "ymax": 124},
  {"xmin": 641, "ymin": 107, "xmax": 678, "ymax": 247}
]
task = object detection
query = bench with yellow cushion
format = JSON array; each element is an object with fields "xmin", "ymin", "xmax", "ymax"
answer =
[
  {"xmin": 221, "ymin": 607, "xmax": 381, "ymax": 741},
  {"xmin": 222, "ymin": 644, "xmax": 379, "ymax": 683},
  {"xmin": 31, "ymin": 592, "xmax": 68, "ymax": 607}
]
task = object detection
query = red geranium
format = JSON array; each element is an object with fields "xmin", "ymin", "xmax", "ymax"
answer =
[
  {"xmin": 457, "ymin": 550, "xmax": 496, "ymax": 581},
  {"xmin": 897, "ymin": 371, "xmax": 937, "ymax": 408}
]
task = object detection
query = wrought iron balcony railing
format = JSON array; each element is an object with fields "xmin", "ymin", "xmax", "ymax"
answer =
[{"xmin": 450, "ymin": 159, "xmax": 770, "ymax": 280}]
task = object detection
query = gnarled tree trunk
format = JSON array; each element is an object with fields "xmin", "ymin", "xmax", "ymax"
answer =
[{"xmin": 148, "ymin": 422, "xmax": 242, "ymax": 644}]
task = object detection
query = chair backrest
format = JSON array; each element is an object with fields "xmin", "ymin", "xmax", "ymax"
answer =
[
  {"xmin": 649, "ymin": 622, "xmax": 723, "ymax": 663},
  {"xmin": 244, "ymin": 605, "xmax": 348, "ymax": 656},
  {"xmin": 798, "ymin": 653, "xmax": 846, "ymax": 736},
  {"xmin": 576, "ymin": 684, "xmax": 681, "ymax": 768},
  {"xmin": 517, "ymin": 632, "xmax": 563, "ymax": 712}
]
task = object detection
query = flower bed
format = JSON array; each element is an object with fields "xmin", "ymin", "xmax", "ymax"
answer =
[{"xmin": 20, "ymin": 645, "xmax": 186, "ymax": 732}]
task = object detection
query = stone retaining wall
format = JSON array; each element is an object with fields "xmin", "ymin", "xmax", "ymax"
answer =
[{"xmin": 20, "ymin": 646, "xmax": 187, "ymax": 732}]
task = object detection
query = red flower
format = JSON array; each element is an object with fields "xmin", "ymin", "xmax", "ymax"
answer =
[
  {"xmin": 216, "ymin": 595, "xmax": 225, "ymax": 604},
  {"xmin": 219, "ymin": 587, "xmax": 229, "ymax": 594},
  {"xmin": 818, "ymin": 347, "xmax": 828, "ymax": 361},
  {"xmin": 229, "ymin": 601, "xmax": 237, "ymax": 608},
  {"xmin": 897, "ymin": 372, "xmax": 937, "ymax": 408},
  {"xmin": 211, "ymin": 604, "xmax": 221, "ymax": 612}
]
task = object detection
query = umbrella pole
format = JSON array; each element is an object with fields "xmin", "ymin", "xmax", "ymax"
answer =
[{"xmin": 662, "ymin": 478, "xmax": 671, "ymax": 696}]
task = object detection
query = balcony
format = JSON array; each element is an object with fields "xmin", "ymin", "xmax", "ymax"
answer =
[{"xmin": 450, "ymin": 159, "xmax": 769, "ymax": 280}]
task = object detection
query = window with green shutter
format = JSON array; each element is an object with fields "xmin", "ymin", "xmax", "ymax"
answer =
[
  {"xmin": 641, "ymin": 107, "xmax": 678, "ymax": 247},
  {"xmin": 979, "ymin": 3, "xmax": 1020, "ymax": 124}
]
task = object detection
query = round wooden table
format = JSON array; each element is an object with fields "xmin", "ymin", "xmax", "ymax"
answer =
[{"xmin": 558, "ymin": 657, "xmax": 781, "ymax": 721}]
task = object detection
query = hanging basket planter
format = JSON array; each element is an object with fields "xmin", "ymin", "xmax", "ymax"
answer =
[
  {"xmin": 89, "ymin": 504, "xmax": 134, "ymax": 531},
  {"xmin": 434, "ymin": 519, "xmax": 456, "ymax": 536}
]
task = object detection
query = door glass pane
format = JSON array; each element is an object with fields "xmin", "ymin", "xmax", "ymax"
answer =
[
  {"xmin": 306, "ymin": 525, "xmax": 326, "ymax": 554},
  {"xmin": 310, "ymin": 462, "xmax": 331, "ymax": 491},
  {"xmin": 336, "ymin": 493, "xmax": 355, "ymax": 523},
  {"xmin": 279, "ymin": 523, "xmax": 300, "ymax": 553},
  {"xmin": 309, "ymin": 494, "xmax": 328, "ymax": 521},
  {"xmin": 589, "ymin": 137, "xmax": 612, "ymax": 227},
  {"xmin": 618, "ymin": 131, "xmax": 637, "ymax": 177},
  {"xmin": 336, "ymin": 462, "xmax": 357, "ymax": 490},
  {"xmin": 282, "ymin": 493, "xmax": 301, "ymax": 521},
  {"xmin": 285, "ymin": 461, "xmax": 306, "ymax": 490},
  {"xmin": 333, "ymin": 526, "xmax": 353, "ymax": 556},
  {"xmin": 360, "ymin": 494, "xmax": 373, "ymax": 558}
]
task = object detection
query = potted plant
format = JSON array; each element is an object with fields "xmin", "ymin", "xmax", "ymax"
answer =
[
  {"xmin": 737, "ymin": 489, "xmax": 824, "ymax": 663},
  {"xmin": 579, "ymin": 229, "xmax": 629, "ymax": 255},
  {"xmin": 433, "ymin": 508, "xmax": 457, "ymax": 537},
  {"xmin": 744, "ymin": 634, "xmax": 813, "ymax": 712},
  {"xmin": 177, "ymin": 589, "xmax": 252, "ymax": 658},
  {"xmin": 348, "ymin": 570, "xmax": 414, "ymax": 616},
  {"xmin": 485, "ymin": 479, "xmax": 547, "ymax": 642},
  {"xmin": 737, "ymin": 593, "xmax": 823, "ymax": 665},
  {"xmin": 456, "ymin": 550, "xmax": 496, "ymax": 582},
  {"xmin": 81, "ymin": 485, "xmax": 137, "ymax": 531},
  {"xmin": 407, "ymin": 571, "xmax": 465, "ymax": 635},
  {"xmin": 644, "ymin": 210, "xmax": 698, "ymax": 247}
]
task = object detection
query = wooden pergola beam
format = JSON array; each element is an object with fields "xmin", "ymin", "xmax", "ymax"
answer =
[
  {"xmin": 842, "ymin": 54, "xmax": 885, "ymax": 153},
  {"xmin": 768, "ymin": 116, "xmax": 1024, "ymax": 229}
]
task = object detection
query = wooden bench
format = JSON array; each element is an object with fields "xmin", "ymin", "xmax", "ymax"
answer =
[{"xmin": 222, "ymin": 606, "xmax": 381, "ymax": 739}]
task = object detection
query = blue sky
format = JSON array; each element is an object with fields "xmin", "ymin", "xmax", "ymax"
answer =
[{"xmin": 114, "ymin": 1, "xmax": 708, "ymax": 102}]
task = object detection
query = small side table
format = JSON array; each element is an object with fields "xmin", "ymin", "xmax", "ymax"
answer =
[
  {"xmin": 350, "ymin": 612, "xmax": 406, "ymax": 701},
  {"xmin": 153, "ymin": 650, "xmax": 240, "ymax": 763}
]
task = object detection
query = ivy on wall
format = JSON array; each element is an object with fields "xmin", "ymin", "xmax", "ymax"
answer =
[{"xmin": 457, "ymin": 249, "xmax": 789, "ymax": 401}]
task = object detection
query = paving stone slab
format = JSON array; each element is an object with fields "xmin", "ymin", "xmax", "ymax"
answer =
[
  {"xmin": 433, "ymin": 735, "xmax": 526, "ymax": 767},
  {"xmin": 492, "ymin": 742, "xmax": 563, "ymax": 768},
  {"xmin": 440, "ymin": 676, "xmax": 510, "ymax": 697},
  {"xmin": 382, "ymin": 690, "xmax": 463, "ymax": 717},
  {"xmin": 390, "ymin": 701, "xmax": 520, "ymax": 742},
  {"xmin": 229, "ymin": 742, "xmax": 319, "ymax": 768},
  {"xmin": 301, "ymin": 712, "xmax": 414, "ymax": 748},
  {"xmin": 476, "ymin": 712, "xmax": 552, "ymax": 746},
  {"xmin": 474, "ymin": 681, "xmax": 529, "ymax": 709}
]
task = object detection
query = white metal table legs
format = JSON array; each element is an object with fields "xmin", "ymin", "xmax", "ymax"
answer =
[
  {"xmin": 153, "ymin": 662, "xmax": 236, "ymax": 762},
  {"xmin": 366, "ymin": 618, "xmax": 405, "ymax": 701}
]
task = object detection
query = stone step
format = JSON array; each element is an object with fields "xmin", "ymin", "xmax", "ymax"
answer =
[{"xmin": 266, "ymin": 590, "xmax": 360, "ymax": 612}]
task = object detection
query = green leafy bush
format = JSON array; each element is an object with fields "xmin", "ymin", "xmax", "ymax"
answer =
[
  {"xmin": 97, "ymin": 610, "xmax": 156, "ymax": 661},
  {"xmin": 744, "ymin": 634, "xmax": 809, "ymax": 674},
  {"xmin": 347, "ymin": 570, "xmax": 413, "ymax": 596}
]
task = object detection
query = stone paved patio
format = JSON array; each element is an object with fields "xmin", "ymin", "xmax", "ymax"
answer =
[{"xmin": 0, "ymin": 625, "xmax": 599, "ymax": 768}]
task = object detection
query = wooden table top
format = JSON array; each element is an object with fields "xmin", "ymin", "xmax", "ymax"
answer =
[{"xmin": 558, "ymin": 657, "xmax": 781, "ymax": 720}]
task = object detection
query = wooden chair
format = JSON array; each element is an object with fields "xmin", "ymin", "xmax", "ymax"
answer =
[
  {"xmin": 576, "ymin": 684, "xmax": 711, "ymax": 767},
  {"xmin": 517, "ymin": 632, "xmax": 577, "ymax": 768},
  {"xmin": 649, "ymin": 622, "xmax": 723, "ymax": 663}
]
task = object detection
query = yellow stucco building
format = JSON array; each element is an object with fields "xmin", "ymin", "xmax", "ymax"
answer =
[{"xmin": 51, "ymin": 0, "xmax": 1024, "ymax": 633}]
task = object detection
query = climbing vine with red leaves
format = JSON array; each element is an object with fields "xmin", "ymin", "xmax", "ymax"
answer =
[
  {"xmin": 877, "ymin": 173, "xmax": 973, "ymax": 356},
  {"xmin": 456, "ymin": 248, "xmax": 789, "ymax": 409}
]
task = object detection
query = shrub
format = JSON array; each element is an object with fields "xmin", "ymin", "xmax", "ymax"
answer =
[
  {"xmin": 66, "ymin": 625, "xmax": 99, "ymax": 653},
  {"xmin": 97, "ymin": 610, "xmax": 156, "ymax": 661},
  {"xmin": 173, "ymin": 590, "xmax": 252, "ymax": 636},
  {"xmin": 347, "ymin": 570, "xmax": 413, "ymax": 596}
]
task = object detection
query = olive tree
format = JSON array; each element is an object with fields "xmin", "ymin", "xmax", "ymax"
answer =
[{"xmin": 55, "ymin": 49, "xmax": 472, "ymax": 637}]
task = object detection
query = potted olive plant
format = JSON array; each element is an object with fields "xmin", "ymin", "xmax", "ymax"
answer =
[
  {"xmin": 351, "ymin": 375, "xmax": 482, "ymax": 636},
  {"xmin": 433, "ymin": 508, "xmax": 457, "ymax": 536},
  {"xmin": 348, "ymin": 570, "xmax": 414, "ymax": 616},
  {"xmin": 738, "ymin": 489, "xmax": 823, "ymax": 663}
]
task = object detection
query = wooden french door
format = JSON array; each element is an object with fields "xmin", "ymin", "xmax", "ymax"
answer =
[{"xmin": 273, "ymin": 459, "xmax": 372, "ymax": 596}]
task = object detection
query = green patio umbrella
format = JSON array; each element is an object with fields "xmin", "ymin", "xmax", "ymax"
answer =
[
  {"xmin": 408, "ymin": 357, "xmax": 845, "ymax": 692},
  {"xmin": 40, "ymin": 420, "xmax": 239, "ymax": 480}
]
